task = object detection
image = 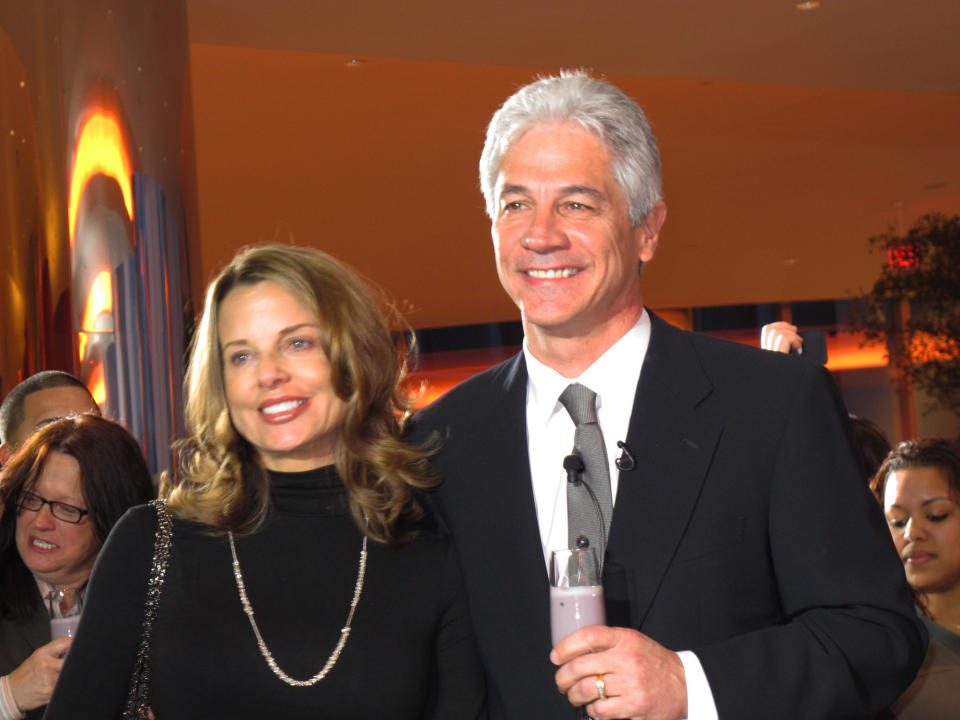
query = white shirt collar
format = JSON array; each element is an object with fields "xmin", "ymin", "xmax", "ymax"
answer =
[{"xmin": 524, "ymin": 310, "xmax": 651, "ymax": 427}]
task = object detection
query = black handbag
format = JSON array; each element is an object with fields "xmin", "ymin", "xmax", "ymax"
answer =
[{"xmin": 122, "ymin": 499, "xmax": 173, "ymax": 719}]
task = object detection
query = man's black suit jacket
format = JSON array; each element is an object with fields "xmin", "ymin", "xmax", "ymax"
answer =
[{"xmin": 412, "ymin": 311, "xmax": 926, "ymax": 719}]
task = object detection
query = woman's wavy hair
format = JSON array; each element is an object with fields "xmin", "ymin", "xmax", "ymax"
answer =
[
  {"xmin": 0, "ymin": 415, "xmax": 154, "ymax": 619},
  {"xmin": 162, "ymin": 244, "xmax": 435, "ymax": 543},
  {"xmin": 870, "ymin": 438, "xmax": 960, "ymax": 505}
]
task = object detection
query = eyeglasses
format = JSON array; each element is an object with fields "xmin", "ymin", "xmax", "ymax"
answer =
[{"xmin": 17, "ymin": 490, "xmax": 89, "ymax": 524}]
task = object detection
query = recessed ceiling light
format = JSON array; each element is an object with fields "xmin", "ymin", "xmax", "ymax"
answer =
[{"xmin": 796, "ymin": 1, "xmax": 821, "ymax": 10}]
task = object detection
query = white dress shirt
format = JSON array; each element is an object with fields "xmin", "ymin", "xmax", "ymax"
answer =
[{"xmin": 523, "ymin": 310, "xmax": 718, "ymax": 720}]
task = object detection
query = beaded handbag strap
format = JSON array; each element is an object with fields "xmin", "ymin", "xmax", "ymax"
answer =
[{"xmin": 122, "ymin": 498, "xmax": 173, "ymax": 719}]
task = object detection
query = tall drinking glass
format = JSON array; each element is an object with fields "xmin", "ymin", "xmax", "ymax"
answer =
[
  {"xmin": 549, "ymin": 548, "xmax": 606, "ymax": 645},
  {"xmin": 550, "ymin": 548, "xmax": 606, "ymax": 719}
]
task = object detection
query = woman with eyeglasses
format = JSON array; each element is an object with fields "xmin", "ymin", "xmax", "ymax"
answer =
[{"xmin": 0, "ymin": 414, "xmax": 153, "ymax": 719}]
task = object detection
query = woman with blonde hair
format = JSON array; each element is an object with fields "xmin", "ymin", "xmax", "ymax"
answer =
[{"xmin": 45, "ymin": 245, "xmax": 486, "ymax": 719}]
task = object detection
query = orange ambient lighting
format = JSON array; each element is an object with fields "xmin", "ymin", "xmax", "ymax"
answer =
[
  {"xmin": 825, "ymin": 345, "xmax": 888, "ymax": 371},
  {"xmin": 67, "ymin": 111, "xmax": 134, "ymax": 245},
  {"xmin": 77, "ymin": 270, "xmax": 113, "ymax": 361},
  {"xmin": 87, "ymin": 363, "xmax": 106, "ymax": 406},
  {"xmin": 909, "ymin": 332, "xmax": 959, "ymax": 364}
]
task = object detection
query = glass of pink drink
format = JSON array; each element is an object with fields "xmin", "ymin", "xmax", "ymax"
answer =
[
  {"xmin": 48, "ymin": 588, "xmax": 83, "ymax": 643},
  {"xmin": 50, "ymin": 614, "xmax": 81, "ymax": 640},
  {"xmin": 549, "ymin": 548, "xmax": 606, "ymax": 646},
  {"xmin": 550, "ymin": 548, "xmax": 606, "ymax": 719}
]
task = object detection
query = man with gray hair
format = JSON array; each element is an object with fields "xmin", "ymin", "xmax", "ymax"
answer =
[
  {"xmin": 414, "ymin": 71, "xmax": 924, "ymax": 719},
  {"xmin": 0, "ymin": 371, "xmax": 100, "ymax": 466}
]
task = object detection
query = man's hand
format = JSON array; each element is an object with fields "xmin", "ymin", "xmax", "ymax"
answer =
[
  {"xmin": 760, "ymin": 322, "xmax": 802, "ymax": 354},
  {"xmin": 7, "ymin": 637, "xmax": 72, "ymax": 711},
  {"xmin": 551, "ymin": 626, "xmax": 687, "ymax": 720}
]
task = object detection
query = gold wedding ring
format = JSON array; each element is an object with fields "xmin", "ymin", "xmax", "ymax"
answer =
[{"xmin": 596, "ymin": 673, "xmax": 607, "ymax": 701}]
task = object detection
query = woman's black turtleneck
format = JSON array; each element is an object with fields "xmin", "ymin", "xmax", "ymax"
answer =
[{"xmin": 44, "ymin": 466, "xmax": 486, "ymax": 719}]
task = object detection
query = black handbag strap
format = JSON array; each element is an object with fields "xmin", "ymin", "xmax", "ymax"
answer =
[{"xmin": 122, "ymin": 498, "xmax": 173, "ymax": 719}]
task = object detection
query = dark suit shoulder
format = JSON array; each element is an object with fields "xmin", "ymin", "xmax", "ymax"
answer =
[
  {"xmin": 649, "ymin": 314, "xmax": 830, "ymax": 403},
  {"xmin": 412, "ymin": 353, "xmax": 523, "ymax": 437}
]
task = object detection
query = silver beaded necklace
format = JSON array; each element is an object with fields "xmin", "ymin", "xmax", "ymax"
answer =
[{"xmin": 228, "ymin": 531, "xmax": 368, "ymax": 686}]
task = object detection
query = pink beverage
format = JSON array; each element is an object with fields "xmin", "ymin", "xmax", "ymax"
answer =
[
  {"xmin": 550, "ymin": 585, "xmax": 606, "ymax": 646},
  {"xmin": 50, "ymin": 614, "xmax": 81, "ymax": 640}
]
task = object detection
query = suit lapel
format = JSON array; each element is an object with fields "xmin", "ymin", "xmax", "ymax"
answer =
[
  {"xmin": 440, "ymin": 354, "xmax": 552, "ymax": 638},
  {"xmin": 608, "ymin": 312, "xmax": 723, "ymax": 628},
  {"xmin": 485, "ymin": 354, "xmax": 549, "ymax": 590}
]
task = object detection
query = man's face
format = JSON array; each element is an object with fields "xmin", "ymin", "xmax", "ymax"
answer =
[
  {"xmin": 491, "ymin": 122, "xmax": 664, "ymax": 340},
  {"xmin": 8, "ymin": 386, "xmax": 100, "ymax": 450}
]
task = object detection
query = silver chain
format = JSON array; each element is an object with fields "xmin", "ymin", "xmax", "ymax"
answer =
[{"xmin": 228, "ymin": 531, "xmax": 368, "ymax": 687}]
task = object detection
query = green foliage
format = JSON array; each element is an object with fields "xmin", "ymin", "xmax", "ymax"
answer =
[{"xmin": 850, "ymin": 213, "xmax": 960, "ymax": 414}]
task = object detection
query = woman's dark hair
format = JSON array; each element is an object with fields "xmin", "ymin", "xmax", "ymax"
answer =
[
  {"xmin": 848, "ymin": 415, "xmax": 891, "ymax": 484},
  {"xmin": 869, "ymin": 437, "xmax": 960, "ymax": 505},
  {"xmin": 0, "ymin": 415, "xmax": 155, "ymax": 619}
]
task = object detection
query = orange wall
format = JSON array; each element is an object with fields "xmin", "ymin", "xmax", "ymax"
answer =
[{"xmin": 188, "ymin": 44, "xmax": 960, "ymax": 328}]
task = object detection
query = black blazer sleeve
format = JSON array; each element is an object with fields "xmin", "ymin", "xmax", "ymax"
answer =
[{"xmin": 688, "ymin": 360, "xmax": 926, "ymax": 717}]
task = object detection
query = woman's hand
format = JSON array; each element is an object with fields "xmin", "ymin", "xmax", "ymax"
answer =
[{"xmin": 7, "ymin": 637, "xmax": 72, "ymax": 710}]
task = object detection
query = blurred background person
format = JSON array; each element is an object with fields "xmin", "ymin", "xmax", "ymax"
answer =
[
  {"xmin": 0, "ymin": 372, "xmax": 100, "ymax": 467},
  {"xmin": 0, "ymin": 415, "xmax": 153, "ymax": 719},
  {"xmin": 760, "ymin": 321, "xmax": 892, "ymax": 482},
  {"xmin": 44, "ymin": 245, "xmax": 486, "ymax": 719},
  {"xmin": 872, "ymin": 438, "xmax": 960, "ymax": 719},
  {"xmin": 760, "ymin": 320, "xmax": 803, "ymax": 355}
]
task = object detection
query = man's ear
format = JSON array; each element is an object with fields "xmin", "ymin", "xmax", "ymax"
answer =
[
  {"xmin": 636, "ymin": 201, "xmax": 667, "ymax": 263},
  {"xmin": 0, "ymin": 444, "xmax": 12, "ymax": 466}
]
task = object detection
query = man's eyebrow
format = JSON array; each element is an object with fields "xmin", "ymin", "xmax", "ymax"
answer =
[
  {"xmin": 560, "ymin": 185, "xmax": 604, "ymax": 199},
  {"xmin": 499, "ymin": 183, "xmax": 529, "ymax": 197},
  {"xmin": 498, "ymin": 184, "xmax": 605, "ymax": 199}
]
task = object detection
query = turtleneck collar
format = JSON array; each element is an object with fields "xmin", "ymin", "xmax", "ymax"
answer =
[{"xmin": 267, "ymin": 465, "xmax": 349, "ymax": 516}]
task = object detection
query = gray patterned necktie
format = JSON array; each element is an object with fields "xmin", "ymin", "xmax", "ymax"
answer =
[{"xmin": 559, "ymin": 383, "xmax": 614, "ymax": 564}]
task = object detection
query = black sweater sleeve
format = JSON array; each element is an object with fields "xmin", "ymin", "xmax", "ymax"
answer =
[
  {"xmin": 43, "ymin": 505, "xmax": 156, "ymax": 718},
  {"xmin": 426, "ymin": 539, "xmax": 487, "ymax": 720}
]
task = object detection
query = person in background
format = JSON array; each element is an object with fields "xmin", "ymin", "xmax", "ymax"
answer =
[
  {"xmin": 871, "ymin": 438, "xmax": 960, "ymax": 719},
  {"xmin": 0, "ymin": 372, "xmax": 100, "ymax": 467},
  {"xmin": 44, "ymin": 245, "xmax": 486, "ymax": 719},
  {"xmin": 0, "ymin": 415, "xmax": 153, "ymax": 720},
  {"xmin": 412, "ymin": 70, "xmax": 925, "ymax": 719},
  {"xmin": 759, "ymin": 321, "xmax": 892, "ymax": 482},
  {"xmin": 759, "ymin": 320, "xmax": 802, "ymax": 355}
]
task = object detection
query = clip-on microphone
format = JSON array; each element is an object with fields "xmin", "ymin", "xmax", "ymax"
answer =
[
  {"xmin": 615, "ymin": 440, "xmax": 636, "ymax": 472},
  {"xmin": 563, "ymin": 453, "xmax": 585, "ymax": 486}
]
